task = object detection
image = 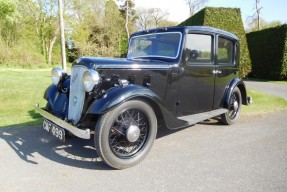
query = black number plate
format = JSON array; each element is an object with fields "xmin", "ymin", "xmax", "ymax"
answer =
[{"xmin": 43, "ymin": 119, "xmax": 65, "ymax": 142}]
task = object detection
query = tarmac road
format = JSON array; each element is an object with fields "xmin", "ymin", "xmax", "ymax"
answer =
[
  {"xmin": 0, "ymin": 110, "xmax": 287, "ymax": 192},
  {"xmin": 244, "ymin": 81, "xmax": 287, "ymax": 100}
]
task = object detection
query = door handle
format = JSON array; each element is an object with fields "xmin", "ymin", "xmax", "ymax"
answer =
[{"xmin": 212, "ymin": 70, "xmax": 222, "ymax": 74}]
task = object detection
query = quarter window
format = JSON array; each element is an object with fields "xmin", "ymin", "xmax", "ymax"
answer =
[
  {"xmin": 218, "ymin": 37, "xmax": 234, "ymax": 64},
  {"xmin": 186, "ymin": 34, "xmax": 212, "ymax": 64}
]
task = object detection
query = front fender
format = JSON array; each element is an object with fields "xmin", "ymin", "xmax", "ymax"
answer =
[
  {"xmin": 223, "ymin": 78, "xmax": 248, "ymax": 108},
  {"xmin": 86, "ymin": 84, "xmax": 188, "ymax": 129},
  {"xmin": 44, "ymin": 78, "xmax": 70, "ymax": 118},
  {"xmin": 86, "ymin": 85, "xmax": 160, "ymax": 114},
  {"xmin": 44, "ymin": 84, "xmax": 58, "ymax": 109}
]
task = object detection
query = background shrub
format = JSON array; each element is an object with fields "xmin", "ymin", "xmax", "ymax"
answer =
[
  {"xmin": 179, "ymin": 7, "xmax": 252, "ymax": 78},
  {"xmin": 247, "ymin": 25, "xmax": 287, "ymax": 80}
]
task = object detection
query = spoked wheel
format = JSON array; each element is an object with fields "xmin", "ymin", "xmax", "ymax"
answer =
[
  {"xmin": 95, "ymin": 100, "xmax": 157, "ymax": 169},
  {"xmin": 221, "ymin": 87, "xmax": 242, "ymax": 125}
]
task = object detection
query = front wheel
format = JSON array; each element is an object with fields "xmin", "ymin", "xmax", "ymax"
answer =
[
  {"xmin": 95, "ymin": 100, "xmax": 157, "ymax": 169},
  {"xmin": 221, "ymin": 87, "xmax": 242, "ymax": 125}
]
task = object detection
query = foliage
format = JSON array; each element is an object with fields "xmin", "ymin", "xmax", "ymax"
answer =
[
  {"xmin": 0, "ymin": 0, "xmax": 18, "ymax": 45},
  {"xmin": 0, "ymin": 0, "xmax": 62, "ymax": 67},
  {"xmin": 246, "ymin": 24, "xmax": 287, "ymax": 80},
  {"xmin": 179, "ymin": 7, "xmax": 252, "ymax": 77},
  {"xmin": 64, "ymin": 0, "xmax": 128, "ymax": 59},
  {"xmin": 0, "ymin": 1, "xmax": 231, "ymax": 68}
]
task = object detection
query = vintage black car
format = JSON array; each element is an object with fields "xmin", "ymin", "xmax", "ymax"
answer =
[{"xmin": 35, "ymin": 26, "xmax": 251, "ymax": 169}]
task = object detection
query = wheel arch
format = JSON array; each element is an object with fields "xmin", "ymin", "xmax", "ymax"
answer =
[
  {"xmin": 130, "ymin": 96, "xmax": 166, "ymax": 128},
  {"xmin": 86, "ymin": 85, "xmax": 186, "ymax": 129},
  {"xmin": 223, "ymin": 78, "xmax": 248, "ymax": 108}
]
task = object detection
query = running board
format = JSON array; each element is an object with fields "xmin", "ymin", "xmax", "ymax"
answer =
[{"xmin": 178, "ymin": 108, "xmax": 228, "ymax": 125}]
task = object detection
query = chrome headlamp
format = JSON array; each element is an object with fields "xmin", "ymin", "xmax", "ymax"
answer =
[
  {"xmin": 51, "ymin": 67, "xmax": 65, "ymax": 85},
  {"xmin": 82, "ymin": 69, "xmax": 101, "ymax": 92}
]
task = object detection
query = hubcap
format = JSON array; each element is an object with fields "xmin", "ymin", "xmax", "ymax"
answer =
[
  {"xmin": 109, "ymin": 108, "xmax": 149, "ymax": 158},
  {"xmin": 233, "ymin": 101, "xmax": 239, "ymax": 111},
  {"xmin": 126, "ymin": 125, "xmax": 140, "ymax": 142},
  {"xmin": 229, "ymin": 91, "xmax": 240, "ymax": 119}
]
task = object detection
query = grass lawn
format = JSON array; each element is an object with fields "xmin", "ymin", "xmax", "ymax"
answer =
[
  {"xmin": 0, "ymin": 68, "xmax": 51, "ymax": 127},
  {"xmin": 0, "ymin": 68, "xmax": 287, "ymax": 127},
  {"xmin": 242, "ymin": 89, "xmax": 287, "ymax": 114}
]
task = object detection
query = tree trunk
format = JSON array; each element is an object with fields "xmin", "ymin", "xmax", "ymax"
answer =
[
  {"xmin": 125, "ymin": 0, "xmax": 130, "ymax": 41},
  {"xmin": 47, "ymin": 29, "xmax": 59, "ymax": 65}
]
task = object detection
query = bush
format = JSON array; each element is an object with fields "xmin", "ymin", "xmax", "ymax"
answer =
[
  {"xmin": 0, "ymin": 37, "xmax": 45, "ymax": 68},
  {"xmin": 247, "ymin": 25, "xmax": 287, "ymax": 80},
  {"xmin": 179, "ymin": 7, "xmax": 252, "ymax": 77}
]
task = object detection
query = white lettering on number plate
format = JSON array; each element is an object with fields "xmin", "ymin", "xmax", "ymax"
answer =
[{"xmin": 43, "ymin": 119, "xmax": 65, "ymax": 142}]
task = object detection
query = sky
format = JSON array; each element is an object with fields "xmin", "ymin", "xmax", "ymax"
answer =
[{"xmin": 134, "ymin": 0, "xmax": 287, "ymax": 28}]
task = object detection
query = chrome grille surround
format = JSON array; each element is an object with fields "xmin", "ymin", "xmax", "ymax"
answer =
[{"xmin": 68, "ymin": 65, "xmax": 88, "ymax": 124}]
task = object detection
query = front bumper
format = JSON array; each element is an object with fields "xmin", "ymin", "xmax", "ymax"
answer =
[{"xmin": 35, "ymin": 103, "xmax": 91, "ymax": 139}]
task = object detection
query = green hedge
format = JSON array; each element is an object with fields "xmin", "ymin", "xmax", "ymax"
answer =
[
  {"xmin": 179, "ymin": 7, "xmax": 251, "ymax": 77},
  {"xmin": 247, "ymin": 25, "xmax": 287, "ymax": 80}
]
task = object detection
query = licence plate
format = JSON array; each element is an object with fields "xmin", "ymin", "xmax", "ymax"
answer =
[{"xmin": 43, "ymin": 119, "xmax": 65, "ymax": 142}]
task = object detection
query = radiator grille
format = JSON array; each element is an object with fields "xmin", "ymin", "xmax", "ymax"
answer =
[{"xmin": 68, "ymin": 65, "xmax": 87, "ymax": 124}]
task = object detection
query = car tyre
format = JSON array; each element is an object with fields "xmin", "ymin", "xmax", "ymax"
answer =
[
  {"xmin": 95, "ymin": 100, "xmax": 157, "ymax": 169},
  {"xmin": 221, "ymin": 87, "xmax": 242, "ymax": 125}
]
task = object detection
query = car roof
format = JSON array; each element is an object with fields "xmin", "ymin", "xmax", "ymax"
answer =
[{"xmin": 131, "ymin": 26, "xmax": 238, "ymax": 41}]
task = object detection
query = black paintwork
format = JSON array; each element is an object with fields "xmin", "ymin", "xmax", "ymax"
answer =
[{"xmin": 44, "ymin": 26, "xmax": 248, "ymax": 130}]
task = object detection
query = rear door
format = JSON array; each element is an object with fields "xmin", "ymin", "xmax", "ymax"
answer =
[{"xmin": 213, "ymin": 35, "xmax": 239, "ymax": 109}]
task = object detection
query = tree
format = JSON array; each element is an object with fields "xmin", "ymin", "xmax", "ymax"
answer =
[
  {"xmin": 246, "ymin": 18, "xmax": 282, "ymax": 32},
  {"xmin": 0, "ymin": 0, "xmax": 18, "ymax": 46},
  {"xmin": 118, "ymin": 0, "xmax": 136, "ymax": 40},
  {"xmin": 17, "ymin": 0, "xmax": 61, "ymax": 65},
  {"xmin": 103, "ymin": 0, "xmax": 126, "ymax": 56},
  {"xmin": 149, "ymin": 8, "xmax": 169, "ymax": 27},
  {"xmin": 67, "ymin": 0, "xmax": 126, "ymax": 58},
  {"xmin": 184, "ymin": 0, "xmax": 208, "ymax": 16},
  {"xmin": 67, "ymin": 0, "xmax": 105, "ymax": 56},
  {"xmin": 136, "ymin": 8, "xmax": 171, "ymax": 31},
  {"xmin": 136, "ymin": 8, "xmax": 151, "ymax": 31},
  {"xmin": 248, "ymin": 0, "xmax": 262, "ymax": 31}
]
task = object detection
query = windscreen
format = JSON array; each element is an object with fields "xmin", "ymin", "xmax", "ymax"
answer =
[{"xmin": 128, "ymin": 32, "xmax": 182, "ymax": 60}]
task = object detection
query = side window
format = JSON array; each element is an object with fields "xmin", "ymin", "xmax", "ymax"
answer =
[
  {"xmin": 218, "ymin": 37, "xmax": 234, "ymax": 64},
  {"xmin": 186, "ymin": 34, "xmax": 212, "ymax": 64}
]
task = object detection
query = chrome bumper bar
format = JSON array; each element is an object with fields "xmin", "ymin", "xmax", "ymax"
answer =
[{"xmin": 35, "ymin": 103, "xmax": 90, "ymax": 139}]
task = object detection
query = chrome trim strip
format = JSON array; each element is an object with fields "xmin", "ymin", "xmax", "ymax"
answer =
[
  {"xmin": 35, "ymin": 104, "xmax": 90, "ymax": 139},
  {"xmin": 95, "ymin": 64, "xmax": 171, "ymax": 69}
]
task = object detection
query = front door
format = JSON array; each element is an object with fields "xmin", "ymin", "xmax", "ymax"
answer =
[{"xmin": 177, "ymin": 33, "xmax": 216, "ymax": 116}]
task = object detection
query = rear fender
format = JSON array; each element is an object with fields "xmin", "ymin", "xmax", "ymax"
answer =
[{"xmin": 223, "ymin": 78, "xmax": 248, "ymax": 108}]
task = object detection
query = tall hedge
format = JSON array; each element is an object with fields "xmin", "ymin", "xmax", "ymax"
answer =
[
  {"xmin": 179, "ymin": 7, "xmax": 251, "ymax": 77},
  {"xmin": 247, "ymin": 25, "xmax": 287, "ymax": 80}
]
